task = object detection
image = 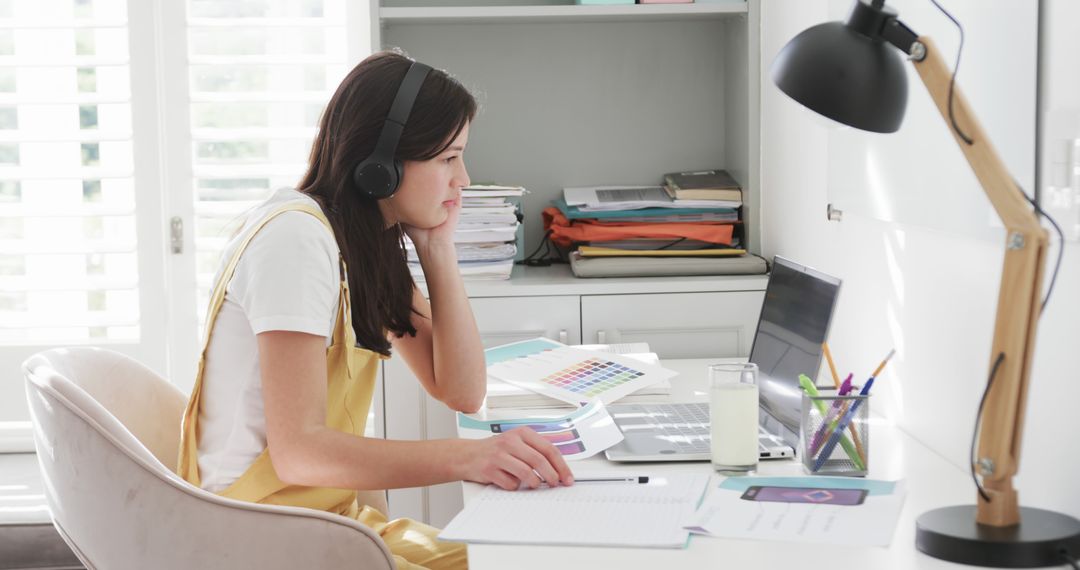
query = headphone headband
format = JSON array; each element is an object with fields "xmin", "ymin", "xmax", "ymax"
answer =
[
  {"xmin": 354, "ymin": 60, "xmax": 433, "ymax": 200},
  {"xmin": 370, "ymin": 61, "xmax": 432, "ymax": 162}
]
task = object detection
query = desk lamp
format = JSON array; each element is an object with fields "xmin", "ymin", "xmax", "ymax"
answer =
[{"xmin": 770, "ymin": 0, "xmax": 1080, "ymax": 567}]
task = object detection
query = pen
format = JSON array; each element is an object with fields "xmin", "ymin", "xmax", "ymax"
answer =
[
  {"xmin": 809, "ymin": 374, "xmax": 852, "ymax": 453},
  {"xmin": 812, "ymin": 378, "xmax": 875, "ymax": 473},
  {"xmin": 575, "ymin": 476, "xmax": 650, "ymax": 484},
  {"xmin": 798, "ymin": 374, "xmax": 866, "ymax": 472},
  {"xmin": 821, "ymin": 344, "xmax": 869, "ymax": 465},
  {"xmin": 534, "ymin": 472, "xmax": 649, "ymax": 486}
]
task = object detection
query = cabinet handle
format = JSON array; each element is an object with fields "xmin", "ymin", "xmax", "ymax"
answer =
[
  {"xmin": 597, "ymin": 330, "xmax": 606, "ymax": 344},
  {"xmin": 558, "ymin": 329, "xmax": 568, "ymax": 344}
]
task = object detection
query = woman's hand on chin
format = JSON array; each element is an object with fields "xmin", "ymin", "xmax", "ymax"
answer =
[{"xmin": 403, "ymin": 197, "xmax": 460, "ymax": 257}]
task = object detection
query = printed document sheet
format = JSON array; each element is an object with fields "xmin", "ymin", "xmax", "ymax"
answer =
[{"xmin": 685, "ymin": 476, "xmax": 907, "ymax": 547}]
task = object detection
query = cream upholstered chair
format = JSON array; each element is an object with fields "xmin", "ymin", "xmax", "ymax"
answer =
[{"xmin": 23, "ymin": 347, "xmax": 394, "ymax": 570}]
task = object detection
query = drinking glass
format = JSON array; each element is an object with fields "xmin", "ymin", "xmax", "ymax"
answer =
[{"xmin": 709, "ymin": 362, "xmax": 759, "ymax": 474}]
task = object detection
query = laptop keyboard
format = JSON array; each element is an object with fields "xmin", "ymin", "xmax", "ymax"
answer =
[{"xmin": 634, "ymin": 402, "xmax": 779, "ymax": 454}]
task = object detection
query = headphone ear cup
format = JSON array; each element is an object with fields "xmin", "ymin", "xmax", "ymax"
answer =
[
  {"xmin": 390, "ymin": 159, "xmax": 405, "ymax": 198},
  {"xmin": 353, "ymin": 158, "xmax": 396, "ymax": 199}
]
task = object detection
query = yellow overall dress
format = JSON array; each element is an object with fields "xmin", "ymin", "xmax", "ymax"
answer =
[{"xmin": 177, "ymin": 202, "xmax": 467, "ymax": 570}]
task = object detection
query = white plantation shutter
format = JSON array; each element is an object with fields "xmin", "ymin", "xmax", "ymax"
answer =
[
  {"xmin": 184, "ymin": 0, "xmax": 349, "ymax": 323},
  {"xmin": 0, "ymin": 0, "xmax": 173, "ymax": 442},
  {"xmin": 1, "ymin": 0, "xmax": 372, "ymax": 442},
  {"xmin": 0, "ymin": 1, "xmax": 138, "ymax": 344}
]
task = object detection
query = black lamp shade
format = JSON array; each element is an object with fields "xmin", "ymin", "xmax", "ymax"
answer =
[{"xmin": 771, "ymin": 20, "xmax": 909, "ymax": 133}]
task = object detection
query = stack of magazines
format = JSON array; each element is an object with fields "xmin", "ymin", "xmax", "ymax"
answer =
[{"xmin": 407, "ymin": 184, "xmax": 524, "ymax": 282}]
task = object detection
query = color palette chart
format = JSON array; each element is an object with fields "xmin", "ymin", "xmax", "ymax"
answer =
[
  {"xmin": 487, "ymin": 343, "xmax": 676, "ymax": 406},
  {"xmin": 542, "ymin": 358, "xmax": 645, "ymax": 398},
  {"xmin": 457, "ymin": 401, "xmax": 623, "ymax": 460}
]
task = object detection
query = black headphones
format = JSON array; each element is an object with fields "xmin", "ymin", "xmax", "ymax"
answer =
[{"xmin": 352, "ymin": 61, "xmax": 433, "ymax": 200}]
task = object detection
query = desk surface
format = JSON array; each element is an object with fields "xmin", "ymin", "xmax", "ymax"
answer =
[{"xmin": 459, "ymin": 359, "xmax": 989, "ymax": 569}]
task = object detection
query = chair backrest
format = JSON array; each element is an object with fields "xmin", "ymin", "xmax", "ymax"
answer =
[
  {"xmin": 26, "ymin": 347, "xmax": 188, "ymax": 471},
  {"xmin": 23, "ymin": 347, "xmax": 394, "ymax": 570}
]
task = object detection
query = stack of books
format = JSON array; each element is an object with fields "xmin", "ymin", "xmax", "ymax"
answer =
[
  {"xmin": 407, "ymin": 184, "xmax": 524, "ymax": 282},
  {"xmin": 663, "ymin": 169, "xmax": 743, "ymax": 206},
  {"xmin": 548, "ymin": 169, "xmax": 767, "ymax": 277}
]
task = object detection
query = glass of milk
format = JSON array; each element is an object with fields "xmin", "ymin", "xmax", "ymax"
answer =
[{"xmin": 709, "ymin": 363, "xmax": 759, "ymax": 474}]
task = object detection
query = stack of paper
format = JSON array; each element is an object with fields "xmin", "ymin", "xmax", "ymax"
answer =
[
  {"xmin": 407, "ymin": 184, "xmax": 524, "ymax": 282},
  {"xmin": 564, "ymin": 185, "xmax": 740, "ymax": 211},
  {"xmin": 439, "ymin": 473, "xmax": 710, "ymax": 549}
]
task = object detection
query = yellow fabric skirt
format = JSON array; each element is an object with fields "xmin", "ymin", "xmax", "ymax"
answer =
[{"xmin": 356, "ymin": 506, "xmax": 468, "ymax": 570}]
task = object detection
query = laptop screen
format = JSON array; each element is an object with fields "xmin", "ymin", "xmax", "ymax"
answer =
[{"xmin": 749, "ymin": 256, "xmax": 842, "ymax": 434}]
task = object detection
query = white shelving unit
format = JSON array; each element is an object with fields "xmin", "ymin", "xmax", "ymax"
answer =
[
  {"xmin": 380, "ymin": 3, "xmax": 747, "ymax": 24},
  {"xmin": 371, "ymin": 0, "xmax": 763, "ymax": 527},
  {"xmin": 372, "ymin": 0, "xmax": 760, "ymax": 255}
]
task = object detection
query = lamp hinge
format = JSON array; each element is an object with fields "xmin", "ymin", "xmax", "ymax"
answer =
[
  {"xmin": 1007, "ymin": 232, "xmax": 1026, "ymax": 250},
  {"xmin": 977, "ymin": 457, "xmax": 995, "ymax": 476}
]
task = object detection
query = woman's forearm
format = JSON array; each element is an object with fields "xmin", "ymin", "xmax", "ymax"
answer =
[
  {"xmin": 416, "ymin": 242, "xmax": 486, "ymax": 411},
  {"xmin": 272, "ymin": 428, "xmax": 471, "ymax": 491}
]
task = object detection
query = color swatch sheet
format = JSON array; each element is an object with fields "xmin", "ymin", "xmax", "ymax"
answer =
[
  {"xmin": 486, "ymin": 338, "xmax": 677, "ymax": 406},
  {"xmin": 684, "ymin": 476, "xmax": 907, "ymax": 547},
  {"xmin": 457, "ymin": 401, "xmax": 623, "ymax": 460},
  {"xmin": 439, "ymin": 473, "xmax": 710, "ymax": 548}
]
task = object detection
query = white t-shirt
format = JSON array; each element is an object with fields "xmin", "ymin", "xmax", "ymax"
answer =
[{"xmin": 197, "ymin": 187, "xmax": 341, "ymax": 493}]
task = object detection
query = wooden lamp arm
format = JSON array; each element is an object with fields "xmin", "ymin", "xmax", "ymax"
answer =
[{"xmin": 911, "ymin": 36, "xmax": 1049, "ymax": 527}]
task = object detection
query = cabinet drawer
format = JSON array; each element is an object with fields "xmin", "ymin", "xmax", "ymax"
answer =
[
  {"xmin": 581, "ymin": 291, "xmax": 763, "ymax": 359},
  {"xmin": 470, "ymin": 295, "xmax": 581, "ymax": 346}
]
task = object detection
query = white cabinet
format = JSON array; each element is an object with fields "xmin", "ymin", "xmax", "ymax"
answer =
[
  {"xmin": 471, "ymin": 296, "xmax": 581, "ymax": 347},
  {"xmin": 581, "ymin": 291, "xmax": 764, "ymax": 358},
  {"xmin": 383, "ymin": 265, "xmax": 768, "ymax": 526}
]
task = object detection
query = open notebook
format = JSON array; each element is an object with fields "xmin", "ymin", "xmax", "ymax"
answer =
[{"xmin": 438, "ymin": 473, "xmax": 710, "ymax": 549}]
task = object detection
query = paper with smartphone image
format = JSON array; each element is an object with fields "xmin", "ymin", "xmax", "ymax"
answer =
[
  {"xmin": 684, "ymin": 476, "xmax": 907, "ymax": 547},
  {"xmin": 457, "ymin": 401, "xmax": 623, "ymax": 460}
]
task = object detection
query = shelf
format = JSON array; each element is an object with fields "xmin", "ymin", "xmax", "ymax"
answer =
[
  {"xmin": 380, "ymin": 3, "xmax": 747, "ymax": 25},
  {"xmin": 418, "ymin": 263, "xmax": 769, "ymax": 298}
]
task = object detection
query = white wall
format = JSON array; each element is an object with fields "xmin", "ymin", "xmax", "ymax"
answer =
[{"xmin": 760, "ymin": 0, "xmax": 1080, "ymax": 517}]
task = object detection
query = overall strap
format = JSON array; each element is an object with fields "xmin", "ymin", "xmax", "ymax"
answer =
[{"xmin": 199, "ymin": 202, "xmax": 343, "ymax": 355}]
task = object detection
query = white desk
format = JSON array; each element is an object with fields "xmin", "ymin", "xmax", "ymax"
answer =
[{"xmin": 458, "ymin": 359, "xmax": 989, "ymax": 569}]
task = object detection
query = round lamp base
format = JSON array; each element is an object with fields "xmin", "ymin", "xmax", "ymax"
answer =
[{"xmin": 916, "ymin": 505, "xmax": 1080, "ymax": 568}]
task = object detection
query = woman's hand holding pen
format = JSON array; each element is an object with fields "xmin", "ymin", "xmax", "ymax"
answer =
[{"xmin": 454, "ymin": 427, "xmax": 575, "ymax": 491}]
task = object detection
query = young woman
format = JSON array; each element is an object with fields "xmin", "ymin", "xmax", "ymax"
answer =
[{"xmin": 177, "ymin": 51, "xmax": 574, "ymax": 570}]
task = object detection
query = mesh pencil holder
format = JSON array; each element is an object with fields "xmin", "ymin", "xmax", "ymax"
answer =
[{"xmin": 800, "ymin": 390, "xmax": 869, "ymax": 477}]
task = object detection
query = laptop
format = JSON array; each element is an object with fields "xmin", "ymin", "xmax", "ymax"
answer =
[{"xmin": 604, "ymin": 256, "xmax": 842, "ymax": 462}]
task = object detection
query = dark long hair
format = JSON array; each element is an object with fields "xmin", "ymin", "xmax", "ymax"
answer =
[{"xmin": 299, "ymin": 51, "xmax": 477, "ymax": 356}]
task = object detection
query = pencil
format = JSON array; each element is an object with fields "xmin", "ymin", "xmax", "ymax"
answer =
[
  {"xmin": 822, "ymin": 342, "xmax": 867, "ymax": 467},
  {"xmin": 871, "ymin": 348, "xmax": 897, "ymax": 379},
  {"xmin": 822, "ymin": 342, "xmax": 842, "ymax": 389}
]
